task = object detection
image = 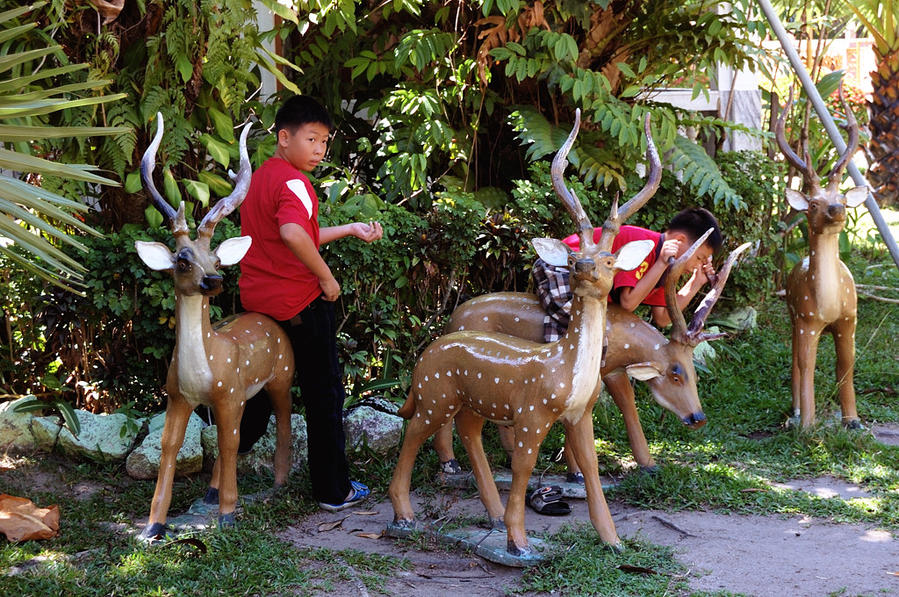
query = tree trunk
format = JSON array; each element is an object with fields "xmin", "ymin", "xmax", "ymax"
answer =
[{"xmin": 867, "ymin": 47, "xmax": 899, "ymax": 207}]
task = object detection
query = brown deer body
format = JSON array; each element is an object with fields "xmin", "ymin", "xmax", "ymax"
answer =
[
  {"xmin": 388, "ymin": 111, "xmax": 660, "ymax": 555},
  {"xmin": 439, "ymin": 238, "xmax": 748, "ymax": 469},
  {"xmin": 135, "ymin": 114, "xmax": 295, "ymax": 539},
  {"xmin": 776, "ymin": 88, "xmax": 867, "ymax": 428}
]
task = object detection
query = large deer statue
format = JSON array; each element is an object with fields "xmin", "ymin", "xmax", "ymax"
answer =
[
  {"xmin": 775, "ymin": 87, "xmax": 867, "ymax": 428},
  {"xmin": 134, "ymin": 114, "xmax": 295, "ymax": 539},
  {"xmin": 439, "ymin": 236, "xmax": 750, "ymax": 470},
  {"xmin": 389, "ymin": 111, "xmax": 658, "ymax": 556}
]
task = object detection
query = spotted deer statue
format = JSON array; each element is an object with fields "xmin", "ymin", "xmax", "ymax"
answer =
[
  {"xmin": 439, "ymin": 237, "xmax": 750, "ymax": 470},
  {"xmin": 775, "ymin": 87, "xmax": 867, "ymax": 428},
  {"xmin": 134, "ymin": 114, "xmax": 295, "ymax": 539},
  {"xmin": 388, "ymin": 110, "xmax": 659, "ymax": 556}
]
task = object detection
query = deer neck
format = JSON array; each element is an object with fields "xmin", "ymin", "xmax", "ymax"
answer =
[
  {"xmin": 807, "ymin": 230, "xmax": 842, "ymax": 321},
  {"xmin": 174, "ymin": 293, "xmax": 214, "ymax": 404},
  {"xmin": 561, "ymin": 293, "xmax": 606, "ymax": 420}
]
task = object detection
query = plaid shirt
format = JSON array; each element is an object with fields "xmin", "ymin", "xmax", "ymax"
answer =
[{"xmin": 532, "ymin": 258, "xmax": 572, "ymax": 342}]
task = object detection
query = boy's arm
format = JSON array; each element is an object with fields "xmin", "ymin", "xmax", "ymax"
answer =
[
  {"xmin": 617, "ymin": 237, "xmax": 680, "ymax": 311},
  {"xmin": 279, "ymin": 223, "xmax": 340, "ymax": 300},
  {"xmin": 320, "ymin": 221, "xmax": 383, "ymax": 244},
  {"xmin": 650, "ymin": 256, "xmax": 716, "ymax": 327}
]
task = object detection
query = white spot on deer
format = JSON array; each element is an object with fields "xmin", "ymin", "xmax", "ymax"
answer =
[
  {"xmin": 230, "ymin": 388, "xmax": 234, "ymax": 394},
  {"xmin": 529, "ymin": 405, "xmax": 534, "ymax": 411},
  {"xmin": 236, "ymin": 368, "xmax": 240, "ymax": 373},
  {"xmin": 569, "ymin": 344, "xmax": 574, "ymax": 350},
  {"xmin": 233, "ymin": 429, "xmax": 237, "ymax": 435},
  {"xmin": 560, "ymin": 359, "xmax": 565, "ymax": 365},
  {"xmin": 543, "ymin": 398, "xmax": 548, "ymax": 404},
  {"xmin": 417, "ymin": 383, "xmax": 422, "ymax": 389},
  {"xmin": 809, "ymin": 311, "xmax": 816, "ymax": 317},
  {"xmin": 250, "ymin": 343, "xmax": 254, "ymax": 349},
  {"xmin": 278, "ymin": 354, "xmax": 283, "ymax": 359},
  {"xmin": 477, "ymin": 372, "xmax": 482, "ymax": 379},
  {"xmin": 482, "ymin": 316, "xmax": 489, "ymax": 321},
  {"xmin": 523, "ymin": 426, "xmax": 528, "ymax": 432},
  {"xmin": 624, "ymin": 343, "xmax": 630, "ymax": 350},
  {"xmin": 654, "ymin": 344, "xmax": 660, "ymax": 350},
  {"xmin": 517, "ymin": 407, "xmax": 523, "ymax": 414},
  {"xmin": 811, "ymin": 274, "xmax": 816, "ymax": 280},
  {"xmin": 227, "ymin": 357, "xmax": 232, "ymax": 363},
  {"xmin": 265, "ymin": 331, "xmax": 270, "ymax": 337},
  {"xmin": 494, "ymin": 377, "xmax": 500, "ymax": 384},
  {"xmin": 441, "ymin": 393, "xmax": 446, "ymax": 398},
  {"xmin": 427, "ymin": 409, "xmax": 432, "ymax": 415},
  {"xmin": 799, "ymin": 329, "xmax": 804, "ymax": 335},
  {"xmin": 629, "ymin": 322, "xmax": 635, "ymax": 328},
  {"xmin": 284, "ymin": 366, "xmax": 289, "ymax": 371},
  {"xmin": 245, "ymin": 360, "xmax": 250, "ymax": 366},
  {"xmin": 551, "ymin": 368, "xmax": 556, "ymax": 373},
  {"xmin": 207, "ymin": 332, "xmax": 211, "ymax": 338},
  {"xmin": 536, "ymin": 428, "xmax": 542, "ymax": 435},
  {"xmin": 527, "ymin": 449, "xmax": 532, "ymax": 455},
  {"xmin": 524, "ymin": 379, "xmax": 529, "ymax": 385},
  {"xmin": 447, "ymin": 370, "xmax": 452, "ymax": 377},
  {"xmin": 810, "ymin": 331, "xmax": 815, "ymax": 336},
  {"xmin": 203, "ymin": 303, "xmax": 207, "ymax": 309},
  {"xmin": 277, "ymin": 338, "xmax": 281, "ymax": 343},
  {"xmin": 209, "ymin": 355, "xmax": 214, "ymax": 361},
  {"xmin": 514, "ymin": 316, "xmax": 520, "ymax": 322},
  {"xmin": 425, "ymin": 419, "xmax": 430, "ymax": 425},
  {"xmin": 449, "ymin": 404, "xmax": 455, "ymax": 410},
  {"xmin": 518, "ymin": 441, "xmax": 523, "ymax": 448},
  {"xmin": 458, "ymin": 325, "xmax": 465, "ymax": 330},
  {"xmin": 267, "ymin": 348, "xmax": 271, "ymax": 353},
  {"xmin": 804, "ymin": 296, "xmax": 809, "ymax": 301},
  {"xmin": 837, "ymin": 333, "xmax": 842, "ymax": 338},
  {"xmin": 508, "ymin": 379, "xmax": 514, "ymax": 384},
  {"xmin": 254, "ymin": 377, "xmax": 259, "ymax": 383},
  {"xmin": 217, "ymin": 381, "xmax": 222, "ymax": 387},
  {"xmin": 245, "ymin": 330, "xmax": 251, "ymax": 334},
  {"xmin": 504, "ymin": 404, "xmax": 510, "ymax": 409},
  {"xmin": 551, "ymin": 393, "xmax": 556, "ymax": 400},
  {"xmin": 559, "ymin": 382, "xmax": 565, "ymax": 389},
  {"xmin": 445, "ymin": 413, "xmax": 451, "ymax": 417}
]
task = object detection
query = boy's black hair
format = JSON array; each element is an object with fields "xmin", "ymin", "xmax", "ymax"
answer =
[
  {"xmin": 274, "ymin": 95, "xmax": 332, "ymax": 134},
  {"xmin": 667, "ymin": 207, "xmax": 723, "ymax": 251}
]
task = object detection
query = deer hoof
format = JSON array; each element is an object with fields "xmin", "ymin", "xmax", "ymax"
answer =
[
  {"xmin": 203, "ymin": 487, "xmax": 220, "ymax": 505},
  {"xmin": 506, "ymin": 540, "xmax": 531, "ymax": 557},
  {"xmin": 844, "ymin": 418, "xmax": 864, "ymax": 431},
  {"xmin": 138, "ymin": 522, "xmax": 171, "ymax": 542},
  {"xmin": 638, "ymin": 464, "xmax": 660, "ymax": 476},
  {"xmin": 606, "ymin": 541, "xmax": 625, "ymax": 554},
  {"xmin": 489, "ymin": 517, "xmax": 506, "ymax": 530},
  {"xmin": 218, "ymin": 513, "xmax": 236, "ymax": 528}
]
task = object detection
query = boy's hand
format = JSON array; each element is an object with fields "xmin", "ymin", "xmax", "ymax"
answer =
[
  {"xmin": 695, "ymin": 255, "xmax": 717, "ymax": 287},
  {"xmin": 352, "ymin": 221, "xmax": 383, "ymax": 243},
  {"xmin": 320, "ymin": 275, "xmax": 340, "ymax": 301},
  {"xmin": 660, "ymin": 238, "xmax": 680, "ymax": 263}
]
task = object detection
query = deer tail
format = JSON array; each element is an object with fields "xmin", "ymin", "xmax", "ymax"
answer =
[{"xmin": 397, "ymin": 390, "xmax": 416, "ymax": 419}]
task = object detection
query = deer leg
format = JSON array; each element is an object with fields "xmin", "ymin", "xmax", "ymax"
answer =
[
  {"xmin": 432, "ymin": 420, "xmax": 456, "ymax": 463},
  {"xmin": 793, "ymin": 323, "xmax": 820, "ymax": 428},
  {"xmin": 605, "ymin": 372, "xmax": 654, "ymax": 468},
  {"xmin": 497, "ymin": 424, "xmax": 515, "ymax": 460},
  {"xmin": 455, "ymin": 410, "xmax": 504, "ymax": 526},
  {"xmin": 504, "ymin": 427, "xmax": 542, "ymax": 555},
  {"xmin": 831, "ymin": 318, "xmax": 859, "ymax": 425},
  {"xmin": 388, "ymin": 412, "xmax": 435, "ymax": 524},
  {"xmin": 212, "ymin": 398, "xmax": 243, "ymax": 526},
  {"xmin": 563, "ymin": 412, "xmax": 621, "ymax": 548},
  {"xmin": 141, "ymin": 394, "xmax": 193, "ymax": 539},
  {"xmin": 266, "ymin": 381, "xmax": 294, "ymax": 488}
]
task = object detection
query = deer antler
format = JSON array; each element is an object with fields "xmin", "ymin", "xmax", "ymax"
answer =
[
  {"xmin": 685, "ymin": 242, "xmax": 752, "ymax": 343},
  {"xmin": 197, "ymin": 121, "xmax": 254, "ymax": 242},
  {"xmin": 664, "ymin": 228, "xmax": 713, "ymax": 345},
  {"xmin": 825, "ymin": 83, "xmax": 859, "ymax": 194},
  {"xmin": 775, "ymin": 87, "xmax": 821, "ymax": 191},
  {"xmin": 551, "ymin": 108, "xmax": 596, "ymax": 252},
  {"xmin": 598, "ymin": 113, "xmax": 661, "ymax": 253},
  {"xmin": 141, "ymin": 112, "xmax": 189, "ymax": 236}
]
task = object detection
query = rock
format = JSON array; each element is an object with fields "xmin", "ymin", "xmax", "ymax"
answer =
[
  {"xmin": 30, "ymin": 416, "xmax": 63, "ymax": 453},
  {"xmin": 202, "ymin": 414, "xmax": 307, "ymax": 475},
  {"xmin": 34, "ymin": 410, "xmax": 138, "ymax": 462},
  {"xmin": 0, "ymin": 398, "xmax": 40, "ymax": 453},
  {"xmin": 126, "ymin": 412, "xmax": 205, "ymax": 479},
  {"xmin": 344, "ymin": 405, "xmax": 403, "ymax": 455}
]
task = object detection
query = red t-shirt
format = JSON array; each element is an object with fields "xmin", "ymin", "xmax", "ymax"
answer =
[
  {"xmin": 562, "ymin": 225, "xmax": 665, "ymax": 307},
  {"xmin": 239, "ymin": 157, "xmax": 321, "ymax": 321}
]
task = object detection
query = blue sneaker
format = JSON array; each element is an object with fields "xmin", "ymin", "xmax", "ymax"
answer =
[{"xmin": 319, "ymin": 481, "xmax": 370, "ymax": 512}]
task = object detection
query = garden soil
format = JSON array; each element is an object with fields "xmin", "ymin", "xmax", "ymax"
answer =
[{"xmin": 280, "ymin": 470, "xmax": 899, "ymax": 596}]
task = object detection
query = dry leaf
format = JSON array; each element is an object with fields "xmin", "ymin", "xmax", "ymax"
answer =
[
  {"xmin": 356, "ymin": 532, "xmax": 383, "ymax": 539},
  {"xmin": 318, "ymin": 517, "xmax": 347, "ymax": 532},
  {"xmin": 0, "ymin": 494, "xmax": 60, "ymax": 542}
]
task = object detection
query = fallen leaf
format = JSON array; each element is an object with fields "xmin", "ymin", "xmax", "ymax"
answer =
[
  {"xmin": 318, "ymin": 517, "xmax": 347, "ymax": 532},
  {"xmin": 356, "ymin": 532, "xmax": 383, "ymax": 539},
  {"xmin": 618, "ymin": 564, "xmax": 658, "ymax": 575},
  {"xmin": 352, "ymin": 510, "xmax": 379, "ymax": 516}
]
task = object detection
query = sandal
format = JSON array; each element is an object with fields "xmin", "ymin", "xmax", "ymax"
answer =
[{"xmin": 527, "ymin": 485, "xmax": 571, "ymax": 516}]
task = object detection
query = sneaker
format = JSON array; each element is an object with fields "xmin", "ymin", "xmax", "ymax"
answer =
[{"xmin": 319, "ymin": 481, "xmax": 370, "ymax": 512}]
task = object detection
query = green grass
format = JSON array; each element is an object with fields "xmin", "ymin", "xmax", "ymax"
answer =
[{"xmin": 1, "ymin": 233, "xmax": 898, "ymax": 595}]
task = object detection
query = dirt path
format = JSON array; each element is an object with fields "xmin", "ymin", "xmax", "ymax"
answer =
[{"xmin": 279, "ymin": 477, "xmax": 899, "ymax": 596}]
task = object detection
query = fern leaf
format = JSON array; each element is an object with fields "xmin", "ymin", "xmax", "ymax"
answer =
[{"xmin": 670, "ymin": 136, "xmax": 743, "ymax": 209}]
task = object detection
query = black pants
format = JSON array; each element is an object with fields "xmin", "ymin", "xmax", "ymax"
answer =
[{"xmin": 239, "ymin": 296, "xmax": 351, "ymax": 505}]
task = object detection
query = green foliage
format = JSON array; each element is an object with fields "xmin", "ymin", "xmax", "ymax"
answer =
[{"xmin": 11, "ymin": 394, "xmax": 80, "ymax": 437}]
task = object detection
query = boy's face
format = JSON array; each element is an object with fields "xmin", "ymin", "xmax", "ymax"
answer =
[
  {"xmin": 675, "ymin": 239, "xmax": 714, "ymax": 271},
  {"xmin": 277, "ymin": 122, "xmax": 329, "ymax": 172}
]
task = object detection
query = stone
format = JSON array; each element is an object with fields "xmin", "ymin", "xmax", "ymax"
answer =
[
  {"xmin": 0, "ymin": 398, "xmax": 40, "ymax": 453},
  {"xmin": 33, "ymin": 410, "xmax": 138, "ymax": 462},
  {"xmin": 126, "ymin": 412, "xmax": 205, "ymax": 480},
  {"xmin": 201, "ymin": 414, "xmax": 307, "ymax": 475},
  {"xmin": 343, "ymin": 405, "xmax": 403, "ymax": 455}
]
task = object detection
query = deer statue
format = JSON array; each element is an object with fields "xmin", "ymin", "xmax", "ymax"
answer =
[
  {"xmin": 134, "ymin": 113, "xmax": 295, "ymax": 539},
  {"xmin": 438, "ymin": 237, "xmax": 750, "ymax": 470},
  {"xmin": 775, "ymin": 87, "xmax": 867, "ymax": 428},
  {"xmin": 388, "ymin": 110, "xmax": 659, "ymax": 556}
]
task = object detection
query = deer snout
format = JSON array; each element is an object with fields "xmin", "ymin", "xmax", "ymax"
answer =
[
  {"xmin": 826, "ymin": 203, "xmax": 846, "ymax": 222},
  {"xmin": 681, "ymin": 411, "xmax": 707, "ymax": 429},
  {"xmin": 574, "ymin": 258, "xmax": 595, "ymax": 274},
  {"xmin": 200, "ymin": 274, "xmax": 223, "ymax": 294}
]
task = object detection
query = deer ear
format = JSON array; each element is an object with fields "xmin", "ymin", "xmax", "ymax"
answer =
[
  {"xmin": 625, "ymin": 362, "xmax": 664, "ymax": 381},
  {"xmin": 785, "ymin": 188, "xmax": 809, "ymax": 211},
  {"xmin": 215, "ymin": 236, "xmax": 252, "ymax": 266},
  {"xmin": 613, "ymin": 239, "xmax": 654, "ymax": 272},
  {"xmin": 135, "ymin": 241, "xmax": 174, "ymax": 271},
  {"xmin": 844, "ymin": 186, "xmax": 868, "ymax": 208},
  {"xmin": 532, "ymin": 238, "xmax": 571, "ymax": 267}
]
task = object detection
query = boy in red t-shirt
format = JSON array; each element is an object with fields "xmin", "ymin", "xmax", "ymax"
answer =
[{"xmin": 238, "ymin": 95, "xmax": 382, "ymax": 512}]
